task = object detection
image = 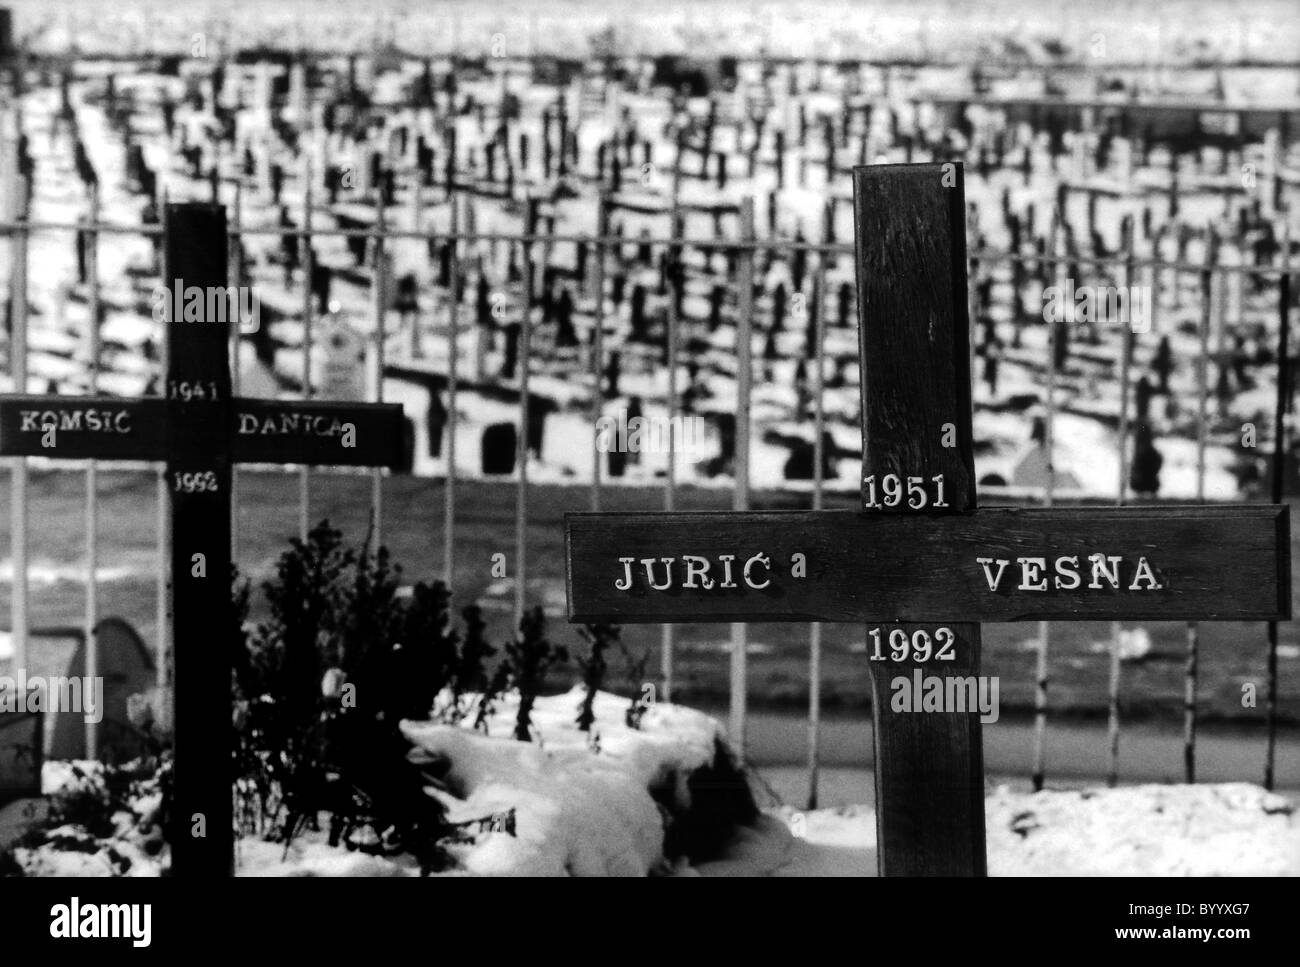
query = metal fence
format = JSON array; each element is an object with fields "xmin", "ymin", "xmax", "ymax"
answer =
[{"xmin": 1, "ymin": 198, "xmax": 1294, "ymax": 801}]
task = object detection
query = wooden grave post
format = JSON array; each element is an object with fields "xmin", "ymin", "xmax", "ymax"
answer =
[
  {"xmin": 564, "ymin": 163, "xmax": 1291, "ymax": 876},
  {"xmin": 0, "ymin": 203, "xmax": 406, "ymax": 875}
]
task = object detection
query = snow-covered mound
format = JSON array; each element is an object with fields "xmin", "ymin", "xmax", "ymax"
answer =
[
  {"xmin": 399, "ymin": 688, "xmax": 726, "ymax": 876},
  {"xmin": 751, "ymin": 782, "xmax": 1300, "ymax": 876}
]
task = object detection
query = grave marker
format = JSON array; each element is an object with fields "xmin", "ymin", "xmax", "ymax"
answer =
[
  {"xmin": 0, "ymin": 204, "xmax": 406, "ymax": 876},
  {"xmin": 564, "ymin": 164, "xmax": 1292, "ymax": 875},
  {"xmin": 0, "ymin": 693, "xmax": 40, "ymax": 804}
]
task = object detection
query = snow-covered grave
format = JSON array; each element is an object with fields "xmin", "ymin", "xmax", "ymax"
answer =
[{"xmin": 10, "ymin": 690, "xmax": 1298, "ymax": 877}]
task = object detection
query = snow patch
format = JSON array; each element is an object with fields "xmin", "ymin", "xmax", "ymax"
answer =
[
  {"xmin": 398, "ymin": 687, "xmax": 725, "ymax": 876},
  {"xmin": 740, "ymin": 783, "xmax": 1300, "ymax": 876}
]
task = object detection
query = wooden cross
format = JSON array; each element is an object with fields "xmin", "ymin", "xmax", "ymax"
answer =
[
  {"xmin": 0, "ymin": 203, "xmax": 406, "ymax": 877},
  {"xmin": 565, "ymin": 163, "xmax": 1291, "ymax": 876}
]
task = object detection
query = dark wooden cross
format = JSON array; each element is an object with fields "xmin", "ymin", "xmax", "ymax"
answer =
[
  {"xmin": 565, "ymin": 163, "xmax": 1291, "ymax": 876},
  {"xmin": 0, "ymin": 203, "xmax": 406, "ymax": 877}
]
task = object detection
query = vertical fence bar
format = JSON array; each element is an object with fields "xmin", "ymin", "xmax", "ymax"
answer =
[
  {"xmin": 84, "ymin": 183, "xmax": 101, "ymax": 759},
  {"xmin": 730, "ymin": 197, "xmax": 755, "ymax": 759},
  {"xmin": 1110, "ymin": 219, "xmax": 1135, "ymax": 788},
  {"xmin": 516, "ymin": 198, "xmax": 539, "ymax": 626},
  {"xmin": 299, "ymin": 165, "xmax": 314, "ymax": 541},
  {"xmin": 1117, "ymin": 222, "xmax": 1134, "ymax": 504},
  {"xmin": 1105, "ymin": 623, "xmax": 1123, "ymax": 786},
  {"xmin": 1195, "ymin": 262, "xmax": 1211, "ymax": 495},
  {"xmin": 590, "ymin": 193, "xmax": 607, "ymax": 513},
  {"xmin": 443, "ymin": 192, "xmax": 460, "ymax": 586},
  {"xmin": 664, "ymin": 116, "xmax": 684, "ymax": 698},
  {"xmin": 229, "ymin": 182, "xmax": 242, "ymax": 560},
  {"xmin": 1182, "ymin": 249, "xmax": 1215, "ymax": 782},
  {"xmin": 1032, "ymin": 212, "xmax": 1061, "ymax": 791},
  {"xmin": 661, "ymin": 204, "xmax": 680, "ymax": 703},
  {"xmin": 156, "ymin": 492, "xmax": 169, "ymax": 697},
  {"xmin": 1193, "ymin": 248, "xmax": 1217, "ymax": 781},
  {"xmin": 1107, "ymin": 228, "xmax": 1138, "ymax": 795},
  {"xmin": 1266, "ymin": 245, "xmax": 1291, "ymax": 791},
  {"xmin": 1182, "ymin": 617, "xmax": 1200, "ymax": 782},
  {"xmin": 8, "ymin": 171, "xmax": 27, "ymax": 678},
  {"xmin": 156, "ymin": 238, "xmax": 171, "ymax": 697},
  {"xmin": 370, "ymin": 193, "xmax": 385, "ymax": 548},
  {"xmin": 409, "ymin": 166, "xmax": 422, "ymax": 360},
  {"xmin": 807, "ymin": 238, "xmax": 828, "ymax": 810}
]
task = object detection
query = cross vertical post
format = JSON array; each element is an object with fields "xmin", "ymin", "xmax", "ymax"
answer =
[
  {"xmin": 853, "ymin": 162, "xmax": 986, "ymax": 876},
  {"xmin": 164, "ymin": 203, "xmax": 234, "ymax": 877}
]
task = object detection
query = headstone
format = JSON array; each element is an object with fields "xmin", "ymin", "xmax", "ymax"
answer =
[
  {"xmin": 482, "ymin": 422, "xmax": 517, "ymax": 475},
  {"xmin": 48, "ymin": 617, "xmax": 155, "ymax": 763},
  {"xmin": 0, "ymin": 687, "xmax": 44, "ymax": 851},
  {"xmin": 313, "ymin": 313, "xmax": 367, "ymax": 401},
  {"xmin": 502, "ymin": 322, "xmax": 520, "ymax": 379},
  {"xmin": 0, "ymin": 693, "xmax": 41, "ymax": 805},
  {"xmin": 0, "ymin": 9, "xmax": 13, "ymax": 64},
  {"xmin": 782, "ymin": 433, "xmax": 837, "ymax": 481}
]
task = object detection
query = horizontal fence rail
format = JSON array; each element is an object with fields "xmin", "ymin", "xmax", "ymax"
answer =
[
  {"xmin": 2, "ymin": 219, "xmax": 1299, "ymax": 277},
  {"xmin": 1, "ymin": 206, "xmax": 1295, "ymax": 801}
]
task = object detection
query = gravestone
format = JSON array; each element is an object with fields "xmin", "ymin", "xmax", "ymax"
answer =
[
  {"xmin": 482, "ymin": 422, "xmax": 517, "ymax": 475},
  {"xmin": 565, "ymin": 163, "xmax": 1291, "ymax": 876},
  {"xmin": 0, "ymin": 693, "xmax": 40, "ymax": 805},
  {"xmin": 0, "ymin": 9, "xmax": 12, "ymax": 64},
  {"xmin": 49, "ymin": 618, "xmax": 156, "ymax": 763},
  {"xmin": 313, "ymin": 313, "xmax": 367, "ymax": 401},
  {"xmin": 0, "ymin": 691, "xmax": 44, "ymax": 852}
]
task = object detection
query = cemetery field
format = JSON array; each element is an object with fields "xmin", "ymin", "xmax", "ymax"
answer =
[
  {"xmin": 1, "ymin": 465, "xmax": 1296, "ymax": 724},
  {"xmin": 0, "ymin": 0, "xmax": 1297, "ymax": 883}
]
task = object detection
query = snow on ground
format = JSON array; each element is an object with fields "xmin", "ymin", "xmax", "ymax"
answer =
[
  {"xmin": 985, "ymin": 783, "xmax": 1300, "ymax": 875},
  {"xmin": 13, "ymin": 697, "xmax": 1300, "ymax": 876},
  {"xmin": 237, "ymin": 833, "xmax": 419, "ymax": 877},
  {"xmin": 741, "ymin": 783, "xmax": 1300, "ymax": 876},
  {"xmin": 6, "ymin": 760, "xmax": 168, "ymax": 877}
]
